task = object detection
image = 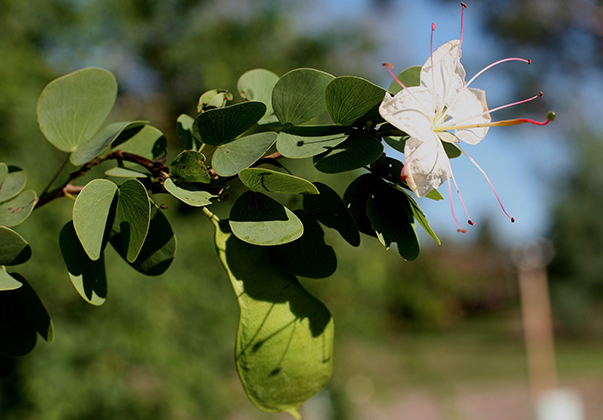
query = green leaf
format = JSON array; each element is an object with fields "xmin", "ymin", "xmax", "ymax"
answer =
[
  {"xmin": 303, "ymin": 182, "xmax": 360, "ymax": 247},
  {"xmin": 169, "ymin": 150, "xmax": 211, "ymax": 183},
  {"xmin": 239, "ymin": 168, "xmax": 319, "ymax": 195},
  {"xmin": 110, "ymin": 205, "xmax": 176, "ymax": 276},
  {"xmin": 192, "ymin": 101, "xmax": 266, "ymax": 146},
  {"xmin": 366, "ymin": 186, "xmax": 420, "ymax": 261},
  {"xmin": 37, "ymin": 68, "xmax": 117, "ymax": 152},
  {"xmin": 443, "ymin": 141, "xmax": 462, "ymax": 159},
  {"xmin": 0, "ymin": 165, "xmax": 26, "ymax": 203},
  {"xmin": 268, "ymin": 211, "xmax": 337, "ymax": 279},
  {"xmin": 59, "ymin": 221, "xmax": 107, "ymax": 306},
  {"xmin": 383, "ymin": 134, "xmax": 409, "ymax": 154},
  {"xmin": 197, "ymin": 89, "xmax": 233, "ymax": 112},
  {"xmin": 389, "ymin": 66, "xmax": 421, "ymax": 94},
  {"xmin": 116, "ymin": 179, "xmax": 151, "ymax": 263},
  {"xmin": 70, "ymin": 121, "xmax": 146, "ymax": 166},
  {"xmin": 164, "ymin": 178, "xmax": 216, "ymax": 207},
  {"xmin": 0, "ymin": 226, "xmax": 32, "ymax": 265},
  {"xmin": 73, "ymin": 179, "xmax": 118, "ymax": 261},
  {"xmin": 313, "ymin": 132, "xmax": 383, "ymax": 173},
  {"xmin": 370, "ymin": 155, "xmax": 404, "ymax": 183},
  {"xmin": 272, "ymin": 68, "xmax": 335, "ymax": 125},
  {"xmin": 0, "ymin": 190, "xmax": 36, "ymax": 227},
  {"xmin": 0, "ymin": 270, "xmax": 22, "ymax": 291},
  {"xmin": 343, "ymin": 174, "xmax": 386, "ymax": 237},
  {"xmin": 177, "ymin": 114, "xmax": 199, "ymax": 150},
  {"xmin": 105, "ymin": 167, "xmax": 149, "ymax": 178},
  {"xmin": 238, "ymin": 68, "xmax": 279, "ymax": 122},
  {"xmin": 276, "ymin": 125, "xmax": 350, "ymax": 159},
  {"xmin": 212, "ymin": 132, "xmax": 277, "ymax": 177},
  {"xmin": 229, "ymin": 191, "xmax": 303, "ymax": 246},
  {"xmin": 213, "ymin": 220, "xmax": 334, "ymax": 417},
  {"xmin": 405, "ymin": 191, "xmax": 441, "ymax": 245},
  {"xmin": 325, "ymin": 76, "xmax": 386, "ymax": 126},
  {"xmin": 425, "ymin": 189, "xmax": 444, "ymax": 201},
  {"xmin": 0, "ymin": 273, "xmax": 54, "ymax": 357},
  {"xmin": 112, "ymin": 125, "xmax": 167, "ymax": 161}
]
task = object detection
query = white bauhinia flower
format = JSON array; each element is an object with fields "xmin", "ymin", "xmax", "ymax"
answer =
[{"xmin": 379, "ymin": 4, "xmax": 554, "ymax": 232}]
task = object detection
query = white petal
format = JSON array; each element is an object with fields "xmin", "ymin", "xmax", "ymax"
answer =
[
  {"xmin": 447, "ymin": 87, "xmax": 491, "ymax": 145},
  {"xmin": 403, "ymin": 133, "xmax": 451, "ymax": 198},
  {"xmin": 420, "ymin": 40, "xmax": 467, "ymax": 112},
  {"xmin": 379, "ymin": 88, "xmax": 434, "ymax": 139}
]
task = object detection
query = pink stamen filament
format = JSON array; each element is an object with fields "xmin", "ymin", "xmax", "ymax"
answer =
[
  {"xmin": 383, "ymin": 63, "xmax": 431, "ymax": 116},
  {"xmin": 465, "ymin": 57, "xmax": 531, "ymax": 90},
  {"xmin": 437, "ymin": 113, "xmax": 553, "ymax": 131},
  {"xmin": 453, "ymin": 143, "xmax": 515, "ymax": 223},
  {"xmin": 448, "ymin": 179, "xmax": 467, "ymax": 233},
  {"xmin": 449, "ymin": 169, "xmax": 475, "ymax": 225},
  {"xmin": 400, "ymin": 147, "xmax": 420, "ymax": 182},
  {"xmin": 457, "ymin": 3, "xmax": 467, "ymax": 61}
]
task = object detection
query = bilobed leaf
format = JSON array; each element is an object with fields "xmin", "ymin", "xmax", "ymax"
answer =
[
  {"xmin": 313, "ymin": 132, "xmax": 383, "ymax": 173},
  {"xmin": 276, "ymin": 126, "xmax": 350, "ymax": 159},
  {"xmin": 343, "ymin": 174, "xmax": 386, "ymax": 237},
  {"xmin": 170, "ymin": 150, "xmax": 211, "ymax": 183},
  {"xmin": 325, "ymin": 76, "xmax": 386, "ymax": 126},
  {"xmin": 112, "ymin": 125, "xmax": 167, "ymax": 161},
  {"xmin": 70, "ymin": 121, "xmax": 146, "ymax": 165},
  {"xmin": 177, "ymin": 114, "xmax": 199, "ymax": 150},
  {"xmin": 192, "ymin": 101, "xmax": 266, "ymax": 146},
  {"xmin": 229, "ymin": 191, "xmax": 303, "ymax": 246},
  {"xmin": 59, "ymin": 221, "xmax": 107, "ymax": 306},
  {"xmin": 238, "ymin": 69, "xmax": 279, "ymax": 122},
  {"xmin": 212, "ymin": 132, "xmax": 277, "ymax": 177},
  {"xmin": 73, "ymin": 179, "xmax": 118, "ymax": 261},
  {"xmin": 110, "ymin": 205, "xmax": 176, "ymax": 276},
  {"xmin": 268, "ymin": 211, "xmax": 337, "ymax": 279},
  {"xmin": 239, "ymin": 168, "xmax": 319, "ymax": 195},
  {"xmin": 303, "ymin": 182, "xmax": 360, "ymax": 246},
  {"xmin": 37, "ymin": 68, "xmax": 117, "ymax": 152},
  {"xmin": 0, "ymin": 165, "xmax": 26, "ymax": 203},
  {"xmin": 0, "ymin": 226, "xmax": 32, "ymax": 265},
  {"xmin": 272, "ymin": 68, "xmax": 335, "ymax": 126},
  {"xmin": 164, "ymin": 178, "xmax": 215, "ymax": 207},
  {"xmin": 0, "ymin": 190, "xmax": 36, "ymax": 227},
  {"xmin": 213, "ymin": 220, "xmax": 333, "ymax": 417},
  {"xmin": 116, "ymin": 179, "xmax": 151, "ymax": 263},
  {"xmin": 0, "ymin": 270, "xmax": 22, "ymax": 291},
  {"xmin": 389, "ymin": 66, "xmax": 421, "ymax": 94},
  {"xmin": 0, "ymin": 273, "xmax": 54, "ymax": 357},
  {"xmin": 366, "ymin": 186, "xmax": 420, "ymax": 261}
]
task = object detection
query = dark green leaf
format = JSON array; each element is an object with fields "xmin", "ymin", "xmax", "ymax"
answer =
[
  {"xmin": 325, "ymin": 76, "xmax": 386, "ymax": 126},
  {"xmin": 276, "ymin": 125, "xmax": 350, "ymax": 159},
  {"xmin": 229, "ymin": 191, "xmax": 303, "ymax": 246},
  {"xmin": 213, "ymin": 220, "xmax": 333, "ymax": 417},
  {"xmin": 239, "ymin": 168, "xmax": 319, "ymax": 195},
  {"xmin": 192, "ymin": 101, "xmax": 266, "ymax": 146},
  {"xmin": 343, "ymin": 174, "xmax": 386, "ymax": 237},
  {"xmin": 383, "ymin": 135, "xmax": 409, "ymax": 154},
  {"xmin": 212, "ymin": 132, "xmax": 277, "ymax": 177},
  {"xmin": 170, "ymin": 150, "xmax": 211, "ymax": 183},
  {"xmin": 0, "ymin": 226, "xmax": 32, "ymax": 265},
  {"xmin": 389, "ymin": 66, "xmax": 421, "ymax": 94},
  {"xmin": 303, "ymin": 182, "xmax": 360, "ymax": 246},
  {"xmin": 443, "ymin": 141, "xmax": 462, "ymax": 159},
  {"xmin": 405, "ymin": 191, "xmax": 441, "ymax": 244},
  {"xmin": 116, "ymin": 179, "xmax": 151, "ymax": 263},
  {"xmin": 164, "ymin": 179, "xmax": 216, "ymax": 207},
  {"xmin": 59, "ymin": 221, "xmax": 107, "ymax": 306},
  {"xmin": 0, "ymin": 190, "xmax": 36, "ymax": 227},
  {"xmin": 313, "ymin": 132, "xmax": 383, "ymax": 173},
  {"xmin": 272, "ymin": 68, "xmax": 334, "ymax": 126},
  {"xmin": 177, "ymin": 114, "xmax": 199, "ymax": 150},
  {"xmin": 370, "ymin": 155, "xmax": 404, "ymax": 183}
]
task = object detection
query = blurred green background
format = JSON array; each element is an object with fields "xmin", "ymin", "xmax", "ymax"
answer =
[{"xmin": 1, "ymin": 0, "xmax": 603, "ymax": 419}]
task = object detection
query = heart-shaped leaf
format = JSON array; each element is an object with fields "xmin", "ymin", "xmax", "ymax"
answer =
[
  {"xmin": 0, "ymin": 164, "xmax": 26, "ymax": 203},
  {"xmin": 230, "ymin": 191, "xmax": 303, "ymax": 246},
  {"xmin": 0, "ymin": 190, "xmax": 36, "ymax": 227},
  {"xmin": 212, "ymin": 132, "xmax": 277, "ymax": 177},
  {"xmin": 73, "ymin": 179, "xmax": 118, "ymax": 261},
  {"xmin": 70, "ymin": 121, "xmax": 146, "ymax": 165},
  {"xmin": 213, "ymin": 220, "xmax": 333, "ymax": 417},
  {"xmin": 37, "ymin": 68, "xmax": 117, "ymax": 152},
  {"xmin": 268, "ymin": 211, "xmax": 337, "ymax": 279},
  {"xmin": 238, "ymin": 69, "xmax": 279, "ymax": 122},
  {"xmin": 239, "ymin": 168, "xmax": 319, "ymax": 195},
  {"xmin": 110, "ymin": 205, "xmax": 176, "ymax": 276},
  {"xmin": 116, "ymin": 179, "xmax": 151, "ymax": 263},
  {"xmin": 313, "ymin": 132, "xmax": 383, "ymax": 173},
  {"xmin": 325, "ymin": 76, "xmax": 386, "ymax": 126},
  {"xmin": 0, "ymin": 226, "xmax": 32, "ymax": 265},
  {"xmin": 272, "ymin": 69, "xmax": 334, "ymax": 125},
  {"xmin": 389, "ymin": 66, "xmax": 421, "ymax": 94},
  {"xmin": 164, "ymin": 178, "xmax": 216, "ymax": 207},
  {"xmin": 0, "ymin": 270, "xmax": 22, "ymax": 291},
  {"xmin": 193, "ymin": 101, "xmax": 266, "ymax": 146},
  {"xmin": 177, "ymin": 114, "xmax": 200, "ymax": 150},
  {"xmin": 170, "ymin": 150, "xmax": 211, "ymax": 183},
  {"xmin": 276, "ymin": 126, "xmax": 350, "ymax": 159},
  {"xmin": 303, "ymin": 182, "xmax": 360, "ymax": 246},
  {"xmin": 59, "ymin": 221, "xmax": 107, "ymax": 306},
  {"xmin": 0, "ymin": 273, "xmax": 54, "ymax": 357}
]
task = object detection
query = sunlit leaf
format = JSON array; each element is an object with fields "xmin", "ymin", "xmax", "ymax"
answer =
[
  {"xmin": 164, "ymin": 178, "xmax": 215, "ymax": 207},
  {"xmin": 238, "ymin": 68, "xmax": 279, "ymax": 123},
  {"xmin": 0, "ymin": 190, "xmax": 36, "ymax": 227},
  {"xmin": 239, "ymin": 168, "xmax": 319, "ymax": 195},
  {"xmin": 276, "ymin": 126, "xmax": 350, "ymax": 159},
  {"xmin": 70, "ymin": 121, "xmax": 146, "ymax": 165},
  {"xmin": 389, "ymin": 66, "xmax": 421, "ymax": 94},
  {"xmin": 0, "ymin": 165, "xmax": 26, "ymax": 203},
  {"xmin": 0, "ymin": 270, "xmax": 22, "ymax": 291},
  {"xmin": 325, "ymin": 76, "xmax": 386, "ymax": 126},
  {"xmin": 212, "ymin": 132, "xmax": 277, "ymax": 177},
  {"xmin": 177, "ymin": 114, "xmax": 199, "ymax": 150},
  {"xmin": 112, "ymin": 125, "xmax": 167, "ymax": 161}
]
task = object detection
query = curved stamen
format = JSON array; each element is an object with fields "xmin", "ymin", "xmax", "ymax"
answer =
[
  {"xmin": 383, "ymin": 63, "xmax": 432, "ymax": 116},
  {"xmin": 436, "ymin": 111, "xmax": 554, "ymax": 131},
  {"xmin": 431, "ymin": 22, "xmax": 436, "ymax": 113},
  {"xmin": 449, "ymin": 167, "xmax": 475, "ymax": 225},
  {"xmin": 457, "ymin": 3, "xmax": 467, "ymax": 61},
  {"xmin": 453, "ymin": 143, "xmax": 515, "ymax": 223},
  {"xmin": 446, "ymin": 92, "xmax": 543, "ymax": 127},
  {"xmin": 448, "ymin": 178, "xmax": 467, "ymax": 233}
]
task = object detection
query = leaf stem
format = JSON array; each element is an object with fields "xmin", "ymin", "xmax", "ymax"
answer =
[
  {"xmin": 202, "ymin": 206, "xmax": 219, "ymax": 222},
  {"xmin": 41, "ymin": 155, "xmax": 70, "ymax": 195}
]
